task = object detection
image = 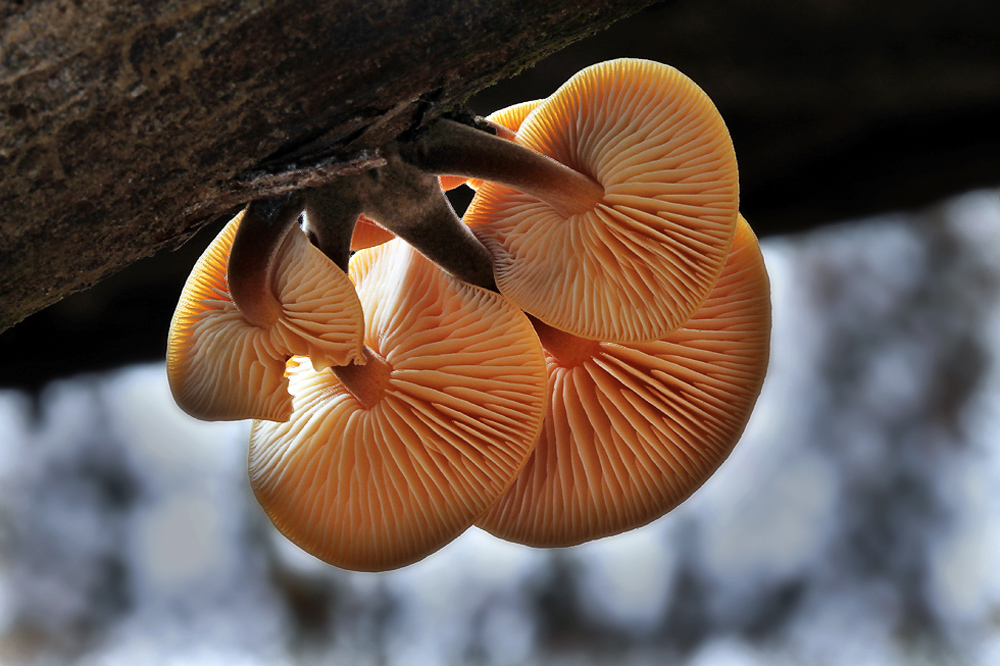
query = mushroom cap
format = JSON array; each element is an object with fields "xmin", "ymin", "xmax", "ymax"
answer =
[
  {"xmin": 350, "ymin": 213, "xmax": 395, "ymax": 251},
  {"xmin": 464, "ymin": 58, "xmax": 740, "ymax": 343},
  {"xmin": 167, "ymin": 210, "xmax": 365, "ymax": 422},
  {"xmin": 476, "ymin": 215, "xmax": 770, "ymax": 547},
  {"xmin": 248, "ymin": 238, "xmax": 549, "ymax": 571}
]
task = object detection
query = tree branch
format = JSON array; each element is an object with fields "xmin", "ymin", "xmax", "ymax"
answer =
[{"xmin": 0, "ymin": 0, "xmax": 656, "ymax": 332}]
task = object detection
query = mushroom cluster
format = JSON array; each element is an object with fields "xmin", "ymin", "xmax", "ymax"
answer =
[{"xmin": 167, "ymin": 59, "xmax": 770, "ymax": 571}]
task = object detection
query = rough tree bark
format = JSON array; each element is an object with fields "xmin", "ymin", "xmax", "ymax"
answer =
[{"xmin": 0, "ymin": 0, "xmax": 657, "ymax": 332}]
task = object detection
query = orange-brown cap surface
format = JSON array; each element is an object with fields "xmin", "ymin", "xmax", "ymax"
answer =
[
  {"xmin": 248, "ymin": 239, "xmax": 549, "ymax": 571},
  {"xmin": 465, "ymin": 58, "xmax": 740, "ymax": 343},
  {"xmin": 476, "ymin": 215, "xmax": 770, "ymax": 547},
  {"xmin": 167, "ymin": 210, "xmax": 365, "ymax": 422}
]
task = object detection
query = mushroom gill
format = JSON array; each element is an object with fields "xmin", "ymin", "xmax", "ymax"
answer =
[
  {"xmin": 464, "ymin": 58, "xmax": 740, "ymax": 343},
  {"xmin": 476, "ymin": 215, "xmax": 770, "ymax": 547},
  {"xmin": 350, "ymin": 214, "xmax": 396, "ymax": 251},
  {"xmin": 248, "ymin": 239, "xmax": 548, "ymax": 571},
  {"xmin": 167, "ymin": 209, "xmax": 365, "ymax": 422}
]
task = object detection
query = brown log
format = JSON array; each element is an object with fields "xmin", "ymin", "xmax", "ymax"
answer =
[{"xmin": 0, "ymin": 0, "xmax": 656, "ymax": 332}]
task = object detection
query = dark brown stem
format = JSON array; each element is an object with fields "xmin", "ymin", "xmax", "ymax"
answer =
[
  {"xmin": 359, "ymin": 152, "xmax": 497, "ymax": 291},
  {"xmin": 302, "ymin": 183, "xmax": 364, "ymax": 272},
  {"xmin": 333, "ymin": 345, "xmax": 392, "ymax": 409},
  {"xmin": 400, "ymin": 119, "xmax": 605, "ymax": 217},
  {"xmin": 228, "ymin": 194, "xmax": 303, "ymax": 328}
]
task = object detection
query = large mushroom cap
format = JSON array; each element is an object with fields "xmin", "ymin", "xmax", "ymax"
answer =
[
  {"xmin": 167, "ymin": 210, "xmax": 365, "ymax": 422},
  {"xmin": 465, "ymin": 58, "xmax": 740, "ymax": 343},
  {"xmin": 476, "ymin": 215, "xmax": 770, "ymax": 547},
  {"xmin": 248, "ymin": 239, "xmax": 549, "ymax": 571}
]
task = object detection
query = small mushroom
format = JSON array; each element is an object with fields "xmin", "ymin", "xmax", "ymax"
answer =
[
  {"xmin": 476, "ymin": 215, "xmax": 770, "ymax": 547},
  {"xmin": 248, "ymin": 238, "xmax": 548, "ymax": 571},
  {"xmin": 167, "ymin": 203, "xmax": 365, "ymax": 422}
]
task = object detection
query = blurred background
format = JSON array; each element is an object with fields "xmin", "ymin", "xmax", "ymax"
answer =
[{"xmin": 2, "ymin": 1, "xmax": 1000, "ymax": 664}]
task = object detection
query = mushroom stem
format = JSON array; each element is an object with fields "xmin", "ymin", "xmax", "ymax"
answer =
[
  {"xmin": 292, "ymin": 154, "xmax": 497, "ymax": 291},
  {"xmin": 400, "ymin": 119, "xmax": 605, "ymax": 218},
  {"xmin": 358, "ymin": 152, "xmax": 498, "ymax": 291},
  {"xmin": 228, "ymin": 194, "xmax": 302, "ymax": 328},
  {"xmin": 302, "ymin": 183, "xmax": 363, "ymax": 272},
  {"xmin": 333, "ymin": 345, "xmax": 392, "ymax": 409}
]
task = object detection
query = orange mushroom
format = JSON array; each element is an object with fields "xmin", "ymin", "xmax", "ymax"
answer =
[
  {"xmin": 468, "ymin": 59, "xmax": 739, "ymax": 342},
  {"xmin": 167, "ymin": 203, "xmax": 365, "ymax": 422},
  {"xmin": 476, "ymin": 215, "xmax": 770, "ymax": 547},
  {"xmin": 403, "ymin": 59, "xmax": 739, "ymax": 343},
  {"xmin": 248, "ymin": 238, "xmax": 548, "ymax": 571}
]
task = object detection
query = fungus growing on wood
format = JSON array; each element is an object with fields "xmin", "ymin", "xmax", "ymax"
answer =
[
  {"xmin": 403, "ymin": 59, "xmax": 739, "ymax": 343},
  {"xmin": 165, "ymin": 57, "xmax": 767, "ymax": 570},
  {"xmin": 167, "ymin": 202, "xmax": 365, "ymax": 422},
  {"xmin": 486, "ymin": 99, "xmax": 542, "ymax": 136},
  {"xmin": 301, "ymin": 153, "xmax": 497, "ymax": 291},
  {"xmin": 248, "ymin": 239, "xmax": 548, "ymax": 571},
  {"xmin": 476, "ymin": 216, "xmax": 770, "ymax": 547}
]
